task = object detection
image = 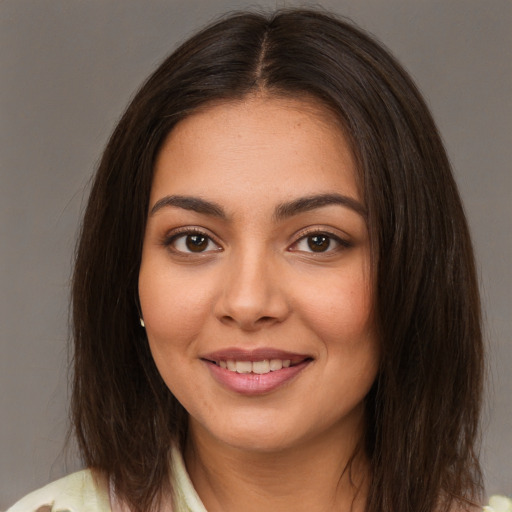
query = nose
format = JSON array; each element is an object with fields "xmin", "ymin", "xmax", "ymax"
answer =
[{"xmin": 214, "ymin": 249, "xmax": 291, "ymax": 331}]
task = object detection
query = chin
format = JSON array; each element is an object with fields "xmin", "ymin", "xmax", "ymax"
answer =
[
  {"xmin": 190, "ymin": 411, "xmax": 309, "ymax": 454},
  {"xmin": 218, "ymin": 430, "xmax": 301, "ymax": 454}
]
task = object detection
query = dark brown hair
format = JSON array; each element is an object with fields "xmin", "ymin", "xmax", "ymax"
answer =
[{"xmin": 72, "ymin": 9, "xmax": 483, "ymax": 512}]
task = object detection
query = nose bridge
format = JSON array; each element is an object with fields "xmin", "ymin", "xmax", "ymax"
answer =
[{"xmin": 216, "ymin": 243, "xmax": 288, "ymax": 329}]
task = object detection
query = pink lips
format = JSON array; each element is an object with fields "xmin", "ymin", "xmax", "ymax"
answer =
[{"xmin": 201, "ymin": 348, "xmax": 312, "ymax": 395}]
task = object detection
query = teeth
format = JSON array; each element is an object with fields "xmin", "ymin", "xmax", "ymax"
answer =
[
  {"xmin": 252, "ymin": 360, "xmax": 270, "ymax": 374},
  {"xmin": 218, "ymin": 359, "xmax": 294, "ymax": 374},
  {"xmin": 235, "ymin": 361, "xmax": 252, "ymax": 374},
  {"xmin": 269, "ymin": 359, "xmax": 283, "ymax": 371}
]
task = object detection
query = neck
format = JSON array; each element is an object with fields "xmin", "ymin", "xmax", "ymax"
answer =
[{"xmin": 184, "ymin": 411, "xmax": 370, "ymax": 512}]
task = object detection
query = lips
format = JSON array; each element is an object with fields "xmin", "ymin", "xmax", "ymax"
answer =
[{"xmin": 201, "ymin": 348, "xmax": 312, "ymax": 395}]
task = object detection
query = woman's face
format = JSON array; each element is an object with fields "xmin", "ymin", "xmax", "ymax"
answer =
[{"xmin": 138, "ymin": 96, "xmax": 379, "ymax": 453}]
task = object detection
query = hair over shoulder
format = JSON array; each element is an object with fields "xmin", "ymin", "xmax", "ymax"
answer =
[{"xmin": 71, "ymin": 8, "xmax": 483, "ymax": 512}]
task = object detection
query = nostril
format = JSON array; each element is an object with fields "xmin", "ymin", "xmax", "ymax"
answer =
[
  {"xmin": 257, "ymin": 316, "xmax": 276, "ymax": 324},
  {"xmin": 219, "ymin": 313, "xmax": 279, "ymax": 331}
]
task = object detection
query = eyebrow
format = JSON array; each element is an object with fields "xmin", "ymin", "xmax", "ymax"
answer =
[
  {"xmin": 274, "ymin": 193, "xmax": 367, "ymax": 220},
  {"xmin": 150, "ymin": 195, "xmax": 226, "ymax": 218},
  {"xmin": 150, "ymin": 193, "xmax": 366, "ymax": 220}
]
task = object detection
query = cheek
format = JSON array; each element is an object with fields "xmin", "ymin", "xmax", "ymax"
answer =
[
  {"xmin": 139, "ymin": 265, "xmax": 212, "ymax": 341},
  {"xmin": 138, "ymin": 268, "xmax": 210, "ymax": 403},
  {"xmin": 138, "ymin": 266, "xmax": 218, "ymax": 389},
  {"xmin": 297, "ymin": 269, "xmax": 379, "ymax": 412},
  {"xmin": 297, "ymin": 269, "xmax": 375, "ymax": 346}
]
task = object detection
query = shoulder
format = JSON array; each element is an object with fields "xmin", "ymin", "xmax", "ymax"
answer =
[{"xmin": 6, "ymin": 469, "xmax": 111, "ymax": 512}]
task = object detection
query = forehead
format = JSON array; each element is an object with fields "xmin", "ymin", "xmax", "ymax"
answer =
[{"xmin": 151, "ymin": 95, "xmax": 361, "ymax": 208}]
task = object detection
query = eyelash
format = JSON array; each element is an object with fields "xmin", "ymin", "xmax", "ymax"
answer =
[
  {"xmin": 290, "ymin": 229, "xmax": 352, "ymax": 255},
  {"xmin": 163, "ymin": 227, "xmax": 221, "ymax": 255},
  {"xmin": 162, "ymin": 228, "xmax": 352, "ymax": 255}
]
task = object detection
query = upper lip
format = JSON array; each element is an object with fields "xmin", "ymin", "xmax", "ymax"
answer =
[{"xmin": 201, "ymin": 348, "xmax": 312, "ymax": 363}]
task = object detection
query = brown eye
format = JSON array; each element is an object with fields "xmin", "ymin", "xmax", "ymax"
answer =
[
  {"xmin": 186, "ymin": 234, "xmax": 209, "ymax": 252},
  {"xmin": 168, "ymin": 231, "xmax": 220, "ymax": 254},
  {"xmin": 290, "ymin": 231, "xmax": 350, "ymax": 255},
  {"xmin": 307, "ymin": 235, "xmax": 331, "ymax": 252}
]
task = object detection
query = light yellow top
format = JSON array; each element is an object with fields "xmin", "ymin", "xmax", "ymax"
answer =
[
  {"xmin": 6, "ymin": 469, "xmax": 111, "ymax": 512},
  {"xmin": 6, "ymin": 447, "xmax": 207, "ymax": 512},
  {"xmin": 7, "ymin": 448, "xmax": 504, "ymax": 512}
]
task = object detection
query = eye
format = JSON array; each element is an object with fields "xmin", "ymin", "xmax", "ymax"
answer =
[
  {"xmin": 291, "ymin": 232, "xmax": 350, "ymax": 254},
  {"xmin": 166, "ymin": 230, "xmax": 221, "ymax": 254}
]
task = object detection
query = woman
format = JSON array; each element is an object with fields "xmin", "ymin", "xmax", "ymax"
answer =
[{"xmin": 8, "ymin": 8, "xmax": 484, "ymax": 512}]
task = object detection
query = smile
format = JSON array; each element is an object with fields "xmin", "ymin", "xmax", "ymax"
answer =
[{"xmin": 201, "ymin": 350, "xmax": 313, "ymax": 395}]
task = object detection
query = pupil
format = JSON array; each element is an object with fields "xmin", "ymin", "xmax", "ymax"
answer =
[
  {"xmin": 308, "ymin": 235, "xmax": 329, "ymax": 252},
  {"xmin": 186, "ymin": 234, "xmax": 208, "ymax": 252}
]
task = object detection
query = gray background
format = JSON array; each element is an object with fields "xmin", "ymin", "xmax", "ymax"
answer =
[{"xmin": 1, "ymin": 0, "xmax": 510, "ymax": 508}]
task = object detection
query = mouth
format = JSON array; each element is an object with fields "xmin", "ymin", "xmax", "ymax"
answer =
[{"xmin": 200, "ymin": 349, "xmax": 313, "ymax": 395}]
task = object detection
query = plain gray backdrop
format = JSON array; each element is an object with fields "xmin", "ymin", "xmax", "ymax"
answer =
[{"xmin": 1, "ymin": 0, "xmax": 511, "ymax": 508}]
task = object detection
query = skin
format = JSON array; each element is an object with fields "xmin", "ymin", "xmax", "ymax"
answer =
[{"xmin": 138, "ymin": 95, "xmax": 380, "ymax": 511}]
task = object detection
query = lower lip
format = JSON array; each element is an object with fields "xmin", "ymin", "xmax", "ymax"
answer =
[{"xmin": 205, "ymin": 360, "xmax": 311, "ymax": 395}]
